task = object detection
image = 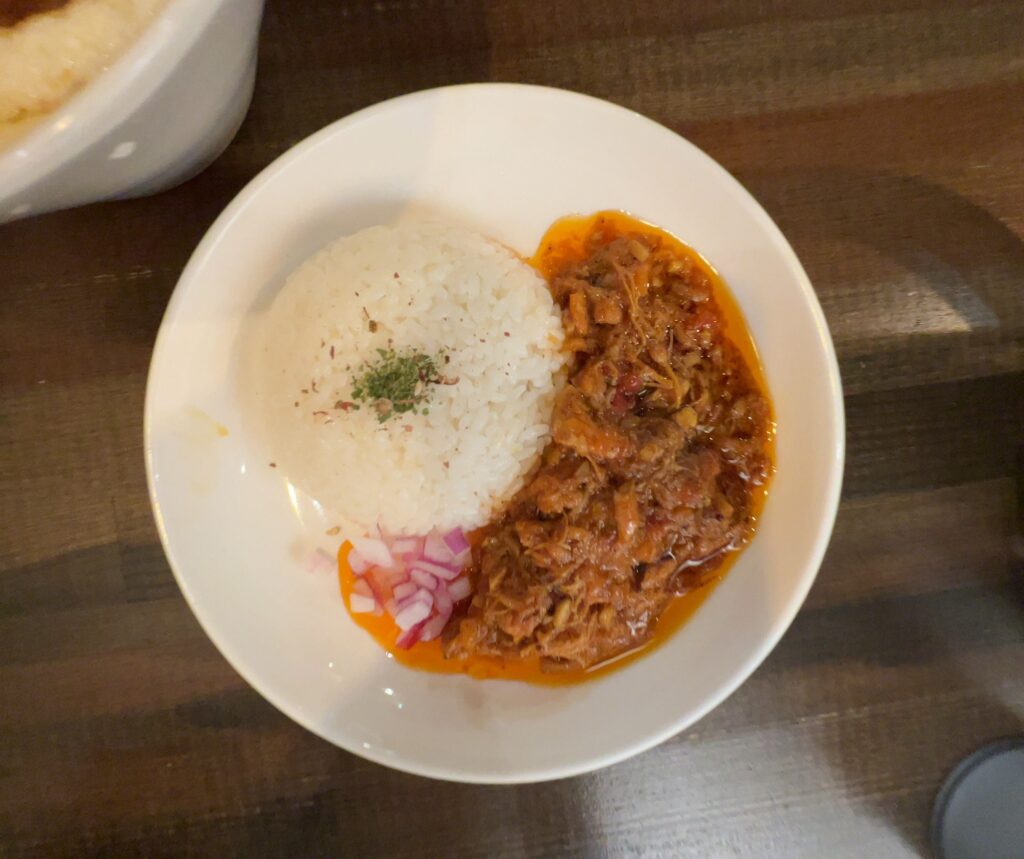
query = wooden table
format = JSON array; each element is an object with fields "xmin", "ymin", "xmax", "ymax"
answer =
[{"xmin": 3, "ymin": 2, "xmax": 1023, "ymax": 856}]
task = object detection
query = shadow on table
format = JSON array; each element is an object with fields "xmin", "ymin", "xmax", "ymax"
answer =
[
  {"xmin": 741, "ymin": 167, "xmax": 1024, "ymax": 338},
  {"xmin": 744, "ymin": 166, "xmax": 1024, "ymax": 855}
]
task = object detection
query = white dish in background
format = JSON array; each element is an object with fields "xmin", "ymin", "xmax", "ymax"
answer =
[
  {"xmin": 0, "ymin": 0, "xmax": 265, "ymax": 223},
  {"xmin": 145, "ymin": 84, "xmax": 844, "ymax": 783}
]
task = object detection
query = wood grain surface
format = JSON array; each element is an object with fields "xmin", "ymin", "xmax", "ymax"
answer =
[{"xmin": 2, "ymin": 1, "xmax": 1023, "ymax": 856}]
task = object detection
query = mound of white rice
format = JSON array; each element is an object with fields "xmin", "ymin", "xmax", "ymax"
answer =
[
  {"xmin": 0, "ymin": 0, "xmax": 168, "ymax": 125},
  {"xmin": 256, "ymin": 219, "xmax": 566, "ymax": 536}
]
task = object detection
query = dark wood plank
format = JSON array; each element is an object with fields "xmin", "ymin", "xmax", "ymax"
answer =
[
  {"xmin": 2, "ymin": 0, "xmax": 1023, "ymax": 857},
  {"xmin": 842, "ymin": 372, "xmax": 1024, "ymax": 497}
]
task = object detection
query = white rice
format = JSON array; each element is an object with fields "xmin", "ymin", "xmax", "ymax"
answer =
[
  {"xmin": 0, "ymin": 0, "xmax": 169, "ymax": 125},
  {"xmin": 256, "ymin": 219, "xmax": 566, "ymax": 536}
]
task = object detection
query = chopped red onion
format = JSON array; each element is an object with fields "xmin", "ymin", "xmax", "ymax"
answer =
[
  {"xmin": 419, "ymin": 610, "xmax": 450, "ymax": 642},
  {"xmin": 423, "ymin": 530, "xmax": 454, "ymax": 564},
  {"xmin": 392, "ymin": 582, "xmax": 417, "ymax": 602},
  {"xmin": 345, "ymin": 525, "xmax": 476, "ymax": 647},
  {"xmin": 433, "ymin": 587, "xmax": 453, "ymax": 616},
  {"xmin": 363, "ymin": 568, "xmax": 390, "ymax": 604},
  {"xmin": 394, "ymin": 599, "xmax": 431, "ymax": 630},
  {"xmin": 448, "ymin": 577, "xmax": 472, "ymax": 602},
  {"xmin": 349, "ymin": 593, "xmax": 377, "ymax": 614},
  {"xmin": 442, "ymin": 527, "xmax": 470, "ymax": 556},
  {"xmin": 391, "ymin": 536, "xmax": 422, "ymax": 557},
  {"xmin": 350, "ymin": 536, "xmax": 393, "ymax": 568},
  {"xmin": 347, "ymin": 550, "xmax": 371, "ymax": 575},
  {"xmin": 395, "ymin": 588, "xmax": 434, "ymax": 615},
  {"xmin": 410, "ymin": 559, "xmax": 460, "ymax": 581},
  {"xmin": 409, "ymin": 568, "xmax": 438, "ymax": 591},
  {"xmin": 395, "ymin": 621, "xmax": 425, "ymax": 649}
]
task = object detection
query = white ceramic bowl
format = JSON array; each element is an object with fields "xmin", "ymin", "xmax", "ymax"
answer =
[
  {"xmin": 145, "ymin": 84, "xmax": 844, "ymax": 783},
  {"xmin": 0, "ymin": 0, "xmax": 265, "ymax": 223}
]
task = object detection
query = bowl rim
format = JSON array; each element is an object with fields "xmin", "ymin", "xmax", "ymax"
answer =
[
  {"xmin": 144, "ymin": 82, "xmax": 846, "ymax": 783},
  {"xmin": 0, "ymin": 0, "xmax": 225, "ymax": 202}
]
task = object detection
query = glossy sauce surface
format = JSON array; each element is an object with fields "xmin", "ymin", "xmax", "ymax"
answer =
[{"xmin": 339, "ymin": 211, "xmax": 773, "ymax": 684}]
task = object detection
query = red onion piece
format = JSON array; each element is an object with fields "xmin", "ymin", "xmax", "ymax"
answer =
[
  {"xmin": 363, "ymin": 568, "xmax": 391, "ymax": 604},
  {"xmin": 347, "ymin": 550, "xmax": 371, "ymax": 575},
  {"xmin": 410, "ymin": 559, "xmax": 460, "ymax": 581},
  {"xmin": 350, "ymin": 536, "xmax": 393, "ymax": 568},
  {"xmin": 349, "ymin": 593, "xmax": 377, "ymax": 614},
  {"xmin": 395, "ymin": 621, "xmax": 425, "ymax": 649},
  {"xmin": 447, "ymin": 577, "xmax": 472, "ymax": 602},
  {"xmin": 433, "ymin": 587, "xmax": 453, "ymax": 616},
  {"xmin": 395, "ymin": 587, "xmax": 433, "ymax": 613},
  {"xmin": 419, "ymin": 610, "xmax": 451, "ymax": 642},
  {"xmin": 392, "ymin": 582, "xmax": 417, "ymax": 602},
  {"xmin": 391, "ymin": 536, "xmax": 421, "ymax": 557},
  {"xmin": 394, "ymin": 599, "xmax": 431, "ymax": 630},
  {"xmin": 409, "ymin": 568, "xmax": 438, "ymax": 591},
  {"xmin": 442, "ymin": 527, "xmax": 470, "ymax": 557},
  {"xmin": 423, "ymin": 530, "xmax": 454, "ymax": 564}
]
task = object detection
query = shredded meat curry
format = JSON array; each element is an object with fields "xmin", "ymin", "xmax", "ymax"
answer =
[{"xmin": 443, "ymin": 217, "xmax": 773, "ymax": 671}]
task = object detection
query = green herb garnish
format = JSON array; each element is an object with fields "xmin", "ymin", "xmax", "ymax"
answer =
[{"xmin": 350, "ymin": 348, "xmax": 446, "ymax": 423}]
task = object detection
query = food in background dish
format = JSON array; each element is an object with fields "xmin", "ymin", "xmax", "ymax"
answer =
[
  {"xmin": 0, "ymin": 0, "xmax": 169, "ymax": 140},
  {"xmin": 254, "ymin": 219, "xmax": 566, "ymax": 536}
]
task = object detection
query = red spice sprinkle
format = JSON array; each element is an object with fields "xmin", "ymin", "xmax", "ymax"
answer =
[
  {"xmin": 311, "ymin": 379, "xmax": 319, "ymax": 393},
  {"xmin": 403, "ymin": 425, "xmax": 413, "ymax": 433},
  {"xmin": 300, "ymin": 388, "xmax": 309, "ymax": 394},
  {"xmin": 329, "ymin": 346, "xmax": 335, "ymax": 359},
  {"xmin": 334, "ymin": 400, "xmax": 355, "ymax": 411},
  {"xmin": 504, "ymin": 331, "xmax": 510, "ymax": 337},
  {"xmin": 293, "ymin": 401, "xmax": 299, "ymax": 407},
  {"xmin": 442, "ymin": 460, "xmax": 450, "ymax": 469},
  {"xmin": 312, "ymin": 410, "xmax": 328, "ymax": 417},
  {"xmin": 393, "ymin": 272, "xmax": 400, "ymax": 279},
  {"xmin": 269, "ymin": 462, "xmax": 277, "ymax": 468}
]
